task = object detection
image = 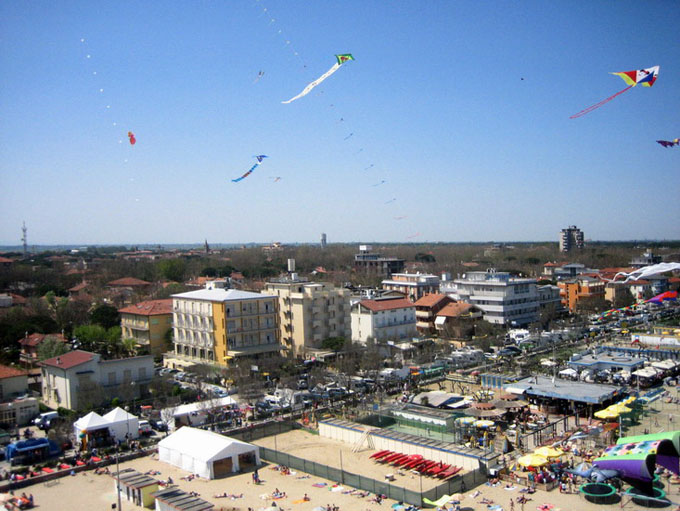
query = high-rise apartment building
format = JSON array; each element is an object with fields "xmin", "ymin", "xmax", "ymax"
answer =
[
  {"xmin": 263, "ymin": 277, "xmax": 351, "ymax": 357},
  {"xmin": 559, "ymin": 225, "xmax": 585, "ymax": 252}
]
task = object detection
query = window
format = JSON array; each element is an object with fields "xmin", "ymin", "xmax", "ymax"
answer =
[
  {"xmin": 124, "ymin": 369, "xmax": 132, "ymax": 382},
  {"xmin": 138, "ymin": 367, "xmax": 146, "ymax": 379},
  {"xmin": 108, "ymin": 372, "xmax": 116, "ymax": 385}
]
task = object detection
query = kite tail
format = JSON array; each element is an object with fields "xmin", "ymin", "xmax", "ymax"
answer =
[{"xmin": 569, "ymin": 85, "xmax": 633, "ymax": 119}]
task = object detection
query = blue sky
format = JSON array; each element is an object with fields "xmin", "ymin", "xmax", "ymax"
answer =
[{"xmin": 1, "ymin": 1, "xmax": 679, "ymax": 245}]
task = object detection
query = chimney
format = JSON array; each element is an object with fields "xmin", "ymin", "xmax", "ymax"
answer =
[{"xmin": 56, "ymin": 357, "xmax": 61, "ymax": 365}]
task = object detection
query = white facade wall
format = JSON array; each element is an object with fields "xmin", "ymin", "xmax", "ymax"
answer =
[
  {"xmin": 42, "ymin": 354, "xmax": 153, "ymax": 410},
  {"xmin": 172, "ymin": 298, "xmax": 214, "ymax": 348},
  {"xmin": 351, "ymin": 306, "xmax": 416, "ymax": 344}
]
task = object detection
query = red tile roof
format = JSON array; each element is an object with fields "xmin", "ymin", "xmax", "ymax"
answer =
[
  {"xmin": 627, "ymin": 280, "xmax": 650, "ymax": 285},
  {"xmin": 0, "ymin": 364, "xmax": 26, "ymax": 379},
  {"xmin": 10, "ymin": 294, "xmax": 27, "ymax": 305},
  {"xmin": 0, "ymin": 257, "xmax": 14, "ymax": 264},
  {"xmin": 438, "ymin": 302, "xmax": 477, "ymax": 318},
  {"xmin": 414, "ymin": 293, "xmax": 451, "ymax": 308},
  {"xmin": 543, "ymin": 262, "xmax": 559, "ymax": 267},
  {"xmin": 119, "ymin": 299, "xmax": 173, "ymax": 316},
  {"xmin": 68, "ymin": 282, "xmax": 89, "ymax": 292},
  {"xmin": 107, "ymin": 277, "xmax": 151, "ymax": 287},
  {"xmin": 41, "ymin": 350, "xmax": 94, "ymax": 370},
  {"xmin": 359, "ymin": 298, "xmax": 415, "ymax": 312},
  {"xmin": 20, "ymin": 333, "xmax": 67, "ymax": 347}
]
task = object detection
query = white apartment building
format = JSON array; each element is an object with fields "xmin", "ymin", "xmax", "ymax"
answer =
[
  {"xmin": 351, "ymin": 297, "xmax": 416, "ymax": 344},
  {"xmin": 381, "ymin": 273, "xmax": 441, "ymax": 301},
  {"xmin": 40, "ymin": 350, "xmax": 153, "ymax": 411},
  {"xmin": 440, "ymin": 269, "xmax": 539, "ymax": 326},
  {"xmin": 263, "ymin": 278, "xmax": 351, "ymax": 356},
  {"xmin": 172, "ymin": 282, "xmax": 279, "ymax": 366}
]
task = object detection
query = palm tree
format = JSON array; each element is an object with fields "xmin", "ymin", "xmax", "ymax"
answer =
[{"xmin": 122, "ymin": 338, "xmax": 138, "ymax": 357}]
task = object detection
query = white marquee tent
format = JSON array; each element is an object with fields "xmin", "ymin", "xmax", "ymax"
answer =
[
  {"xmin": 73, "ymin": 411, "xmax": 110, "ymax": 438},
  {"xmin": 103, "ymin": 407, "xmax": 140, "ymax": 441},
  {"xmin": 158, "ymin": 427, "xmax": 260, "ymax": 479}
]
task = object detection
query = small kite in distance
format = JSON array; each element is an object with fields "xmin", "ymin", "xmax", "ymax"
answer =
[
  {"xmin": 282, "ymin": 54, "xmax": 354, "ymax": 104},
  {"xmin": 128, "ymin": 132, "xmax": 136, "ymax": 145},
  {"xmin": 384, "ymin": 198, "xmax": 396, "ymax": 204},
  {"xmin": 363, "ymin": 164, "xmax": 374, "ymax": 171},
  {"xmin": 232, "ymin": 155, "xmax": 267, "ymax": 183},
  {"xmin": 372, "ymin": 180, "xmax": 386, "ymax": 187},
  {"xmin": 394, "ymin": 216, "xmax": 407, "ymax": 220},
  {"xmin": 407, "ymin": 232, "xmax": 422, "ymax": 239},
  {"xmin": 254, "ymin": 71, "xmax": 265, "ymax": 83},
  {"xmin": 656, "ymin": 139, "xmax": 678, "ymax": 148},
  {"xmin": 269, "ymin": 176, "xmax": 282, "ymax": 182},
  {"xmin": 570, "ymin": 66, "xmax": 659, "ymax": 119},
  {"xmin": 344, "ymin": 133, "xmax": 354, "ymax": 140}
]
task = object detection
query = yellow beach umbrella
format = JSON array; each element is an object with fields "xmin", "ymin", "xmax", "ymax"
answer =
[
  {"xmin": 594, "ymin": 408, "xmax": 620, "ymax": 420},
  {"xmin": 534, "ymin": 446, "xmax": 564, "ymax": 459},
  {"xmin": 517, "ymin": 453, "xmax": 549, "ymax": 467}
]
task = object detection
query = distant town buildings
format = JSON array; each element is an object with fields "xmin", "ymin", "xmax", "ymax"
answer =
[
  {"xmin": 320, "ymin": 233, "xmax": 327, "ymax": 249},
  {"xmin": 381, "ymin": 272, "xmax": 441, "ymax": 302},
  {"xmin": 263, "ymin": 276, "xmax": 351, "ymax": 357},
  {"xmin": 559, "ymin": 225, "xmax": 585, "ymax": 252},
  {"xmin": 353, "ymin": 245, "xmax": 405, "ymax": 277},
  {"xmin": 171, "ymin": 281, "xmax": 279, "ymax": 367},
  {"xmin": 441, "ymin": 269, "xmax": 540, "ymax": 326},
  {"xmin": 631, "ymin": 250, "xmax": 662, "ymax": 268}
]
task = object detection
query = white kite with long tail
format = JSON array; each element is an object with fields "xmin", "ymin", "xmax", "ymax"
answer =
[{"xmin": 282, "ymin": 54, "xmax": 354, "ymax": 104}]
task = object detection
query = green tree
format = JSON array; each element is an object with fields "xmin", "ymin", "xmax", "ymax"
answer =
[
  {"xmin": 90, "ymin": 304, "xmax": 120, "ymax": 329},
  {"xmin": 157, "ymin": 259, "xmax": 187, "ymax": 282},
  {"xmin": 321, "ymin": 336, "xmax": 346, "ymax": 352},
  {"xmin": 73, "ymin": 324, "xmax": 107, "ymax": 352},
  {"xmin": 36, "ymin": 335, "xmax": 70, "ymax": 361}
]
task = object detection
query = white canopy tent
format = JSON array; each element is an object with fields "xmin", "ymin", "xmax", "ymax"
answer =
[
  {"xmin": 103, "ymin": 407, "xmax": 139, "ymax": 441},
  {"xmin": 73, "ymin": 411, "xmax": 109, "ymax": 436},
  {"xmin": 158, "ymin": 427, "xmax": 260, "ymax": 479}
]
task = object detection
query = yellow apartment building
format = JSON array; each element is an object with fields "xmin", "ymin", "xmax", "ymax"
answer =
[
  {"xmin": 172, "ymin": 282, "xmax": 279, "ymax": 367},
  {"xmin": 263, "ymin": 278, "xmax": 351, "ymax": 357},
  {"xmin": 119, "ymin": 299, "xmax": 173, "ymax": 357}
]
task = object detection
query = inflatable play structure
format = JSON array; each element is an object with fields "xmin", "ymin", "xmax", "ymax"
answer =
[{"xmin": 591, "ymin": 431, "xmax": 680, "ymax": 496}]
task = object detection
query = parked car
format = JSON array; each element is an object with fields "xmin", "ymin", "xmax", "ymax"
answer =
[
  {"xmin": 34, "ymin": 411, "xmax": 59, "ymax": 430},
  {"xmin": 148, "ymin": 419, "xmax": 168, "ymax": 432},
  {"xmin": 138, "ymin": 420, "xmax": 153, "ymax": 435}
]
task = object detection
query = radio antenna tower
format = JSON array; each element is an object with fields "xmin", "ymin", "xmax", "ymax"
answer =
[{"xmin": 21, "ymin": 221, "xmax": 28, "ymax": 258}]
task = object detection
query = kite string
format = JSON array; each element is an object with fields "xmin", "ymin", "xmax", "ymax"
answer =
[{"xmin": 569, "ymin": 85, "xmax": 633, "ymax": 119}]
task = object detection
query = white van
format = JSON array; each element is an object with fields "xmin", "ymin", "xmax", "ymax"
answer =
[{"xmin": 33, "ymin": 411, "xmax": 59, "ymax": 430}]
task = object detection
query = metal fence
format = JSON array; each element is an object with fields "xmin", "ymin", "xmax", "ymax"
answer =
[
  {"xmin": 257, "ymin": 445, "xmax": 484, "ymax": 507},
  {"xmin": 517, "ymin": 416, "xmax": 570, "ymax": 451}
]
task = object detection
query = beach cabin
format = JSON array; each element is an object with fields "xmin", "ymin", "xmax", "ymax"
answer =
[
  {"xmin": 150, "ymin": 487, "xmax": 214, "ymax": 511},
  {"xmin": 114, "ymin": 469, "xmax": 159, "ymax": 508}
]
